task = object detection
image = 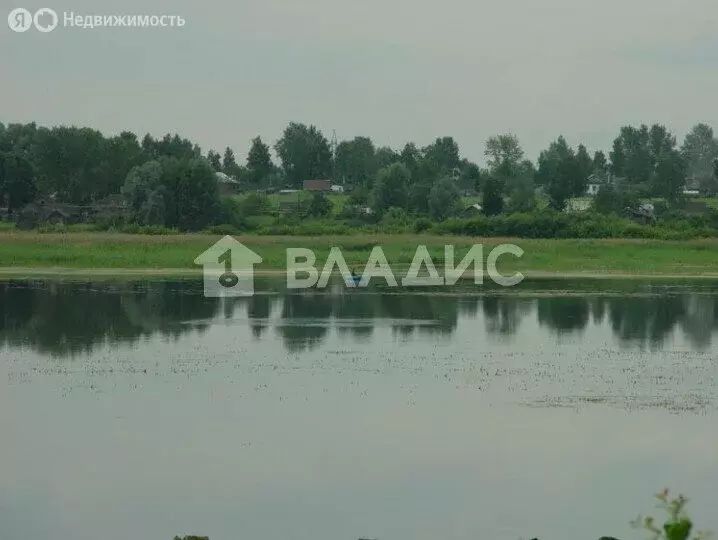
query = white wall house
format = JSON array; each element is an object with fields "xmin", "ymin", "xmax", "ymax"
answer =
[{"xmin": 586, "ymin": 183, "xmax": 602, "ymax": 196}]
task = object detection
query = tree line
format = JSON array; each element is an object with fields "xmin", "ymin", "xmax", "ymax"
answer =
[{"xmin": 1, "ymin": 120, "xmax": 717, "ymax": 230}]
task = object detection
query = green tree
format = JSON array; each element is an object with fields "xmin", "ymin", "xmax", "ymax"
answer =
[
  {"xmin": 222, "ymin": 147, "xmax": 240, "ymax": 177},
  {"xmin": 681, "ymin": 123, "xmax": 718, "ymax": 195},
  {"xmin": 653, "ymin": 149, "xmax": 686, "ymax": 204},
  {"xmin": 121, "ymin": 160, "xmax": 164, "ymax": 223},
  {"xmin": 0, "ymin": 152, "xmax": 36, "ymax": 212},
  {"xmin": 371, "ymin": 162, "xmax": 410, "ymax": 215},
  {"xmin": 239, "ymin": 192, "xmax": 268, "ymax": 216},
  {"xmin": 610, "ymin": 124, "xmax": 679, "ymax": 194},
  {"xmin": 428, "ymin": 177, "xmax": 461, "ymax": 221},
  {"xmin": 374, "ymin": 146, "xmax": 401, "ymax": 170},
  {"xmin": 484, "ymin": 134, "xmax": 524, "ymax": 215},
  {"xmin": 334, "ymin": 136, "xmax": 377, "ymax": 187},
  {"xmin": 506, "ymin": 161, "xmax": 536, "ymax": 213},
  {"xmin": 537, "ymin": 136, "xmax": 577, "ymax": 211},
  {"xmin": 485, "ymin": 134, "xmax": 524, "ymax": 178},
  {"xmin": 246, "ymin": 136, "xmax": 273, "ymax": 186},
  {"xmin": 306, "ymin": 192, "xmax": 333, "ymax": 218},
  {"xmin": 458, "ymin": 161, "xmax": 482, "ymax": 194},
  {"xmin": 592, "ymin": 184, "xmax": 639, "ymax": 215},
  {"xmin": 143, "ymin": 133, "xmax": 201, "ymax": 161},
  {"xmin": 574, "ymin": 144, "xmax": 593, "ymax": 196},
  {"xmin": 408, "ymin": 182, "xmax": 432, "ymax": 215},
  {"xmin": 593, "ymin": 150, "xmax": 608, "ymax": 174},
  {"xmin": 423, "ymin": 136, "xmax": 460, "ymax": 173},
  {"xmin": 482, "ymin": 174, "xmax": 504, "ymax": 216},
  {"xmin": 207, "ymin": 150, "xmax": 222, "ymax": 172},
  {"xmin": 31, "ymin": 125, "xmax": 108, "ymax": 203},
  {"xmin": 400, "ymin": 143, "xmax": 421, "ymax": 179},
  {"xmin": 163, "ymin": 157, "xmax": 220, "ymax": 230},
  {"xmin": 592, "ymin": 184, "xmax": 619, "ymax": 214},
  {"xmin": 275, "ymin": 122, "xmax": 332, "ymax": 188},
  {"xmin": 610, "ymin": 125, "xmax": 651, "ymax": 185},
  {"xmin": 122, "ymin": 157, "xmax": 220, "ymax": 230}
]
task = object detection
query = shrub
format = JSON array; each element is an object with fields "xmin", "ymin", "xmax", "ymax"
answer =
[
  {"xmin": 118, "ymin": 224, "xmax": 179, "ymax": 235},
  {"xmin": 413, "ymin": 217, "xmax": 433, "ymax": 233},
  {"xmin": 306, "ymin": 192, "xmax": 333, "ymax": 218},
  {"xmin": 204, "ymin": 224, "xmax": 243, "ymax": 235},
  {"xmin": 239, "ymin": 192, "xmax": 268, "ymax": 216},
  {"xmin": 216, "ymin": 197, "xmax": 247, "ymax": 230},
  {"xmin": 380, "ymin": 207, "xmax": 411, "ymax": 232},
  {"xmin": 631, "ymin": 489, "xmax": 710, "ymax": 540}
]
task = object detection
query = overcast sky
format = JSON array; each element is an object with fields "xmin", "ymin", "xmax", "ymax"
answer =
[{"xmin": 3, "ymin": 0, "xmax": 718, "ymax": 164}]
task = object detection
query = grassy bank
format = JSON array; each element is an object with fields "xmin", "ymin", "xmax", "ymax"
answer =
[{"xmin": 1, "ymin": 232, "xmax": 718, "ymax": 277}]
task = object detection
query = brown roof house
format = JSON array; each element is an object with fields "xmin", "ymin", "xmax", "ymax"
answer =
[
  {"xmin": 303, "ymin": 179, "xmax": 331, "ymax": 192},
  {"xmin": 461, "ymin": 203, "xmax": 483, "ymax": 217}
]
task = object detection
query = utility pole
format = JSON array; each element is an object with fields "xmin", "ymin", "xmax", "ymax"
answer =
[{"xmin": 330, "ymin": 130, "xmax": 338, "ymax": 184}]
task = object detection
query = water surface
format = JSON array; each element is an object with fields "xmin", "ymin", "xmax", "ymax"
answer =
[{"xmin": 1, "ymin": 278, "xmax": 717, "ymax": 540}]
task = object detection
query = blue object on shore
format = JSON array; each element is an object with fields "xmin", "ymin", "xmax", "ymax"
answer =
[{"xmin": 348, "ymin": 273, "xmax": 361, "ymax": 285}]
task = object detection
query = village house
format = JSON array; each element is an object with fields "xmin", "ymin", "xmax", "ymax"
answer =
[
  {"xmin": 461, "ymin": 203, "xmax": 483, "ymax": 217},
  {"xmin": 216, "ymin": 172, "xmax": 240, "ymax": 196},
  {"xmin": 303, "ymin": 179, "xmax": 331, "ymax": 192}
]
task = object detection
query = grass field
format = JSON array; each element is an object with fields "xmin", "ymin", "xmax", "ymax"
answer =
[{"xmin": 1, "ymin": 232, "xmax": 718, "ymax": 277}]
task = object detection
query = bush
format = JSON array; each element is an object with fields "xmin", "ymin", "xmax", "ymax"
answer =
[
  {"xmin": 216, "ymin": 197, "xmax": 247, "ymax": 230},
  {"xmin": 38, "ymin": 222, "xmax": 68, "ymax": 233},
  {"xmin": 239, "ymin": 192, "xmax": 268, "ymax": 216},
  {"xmin": 631, "ymin": 489, "xmax": 709, "ymax": 540},
  {"xmin": 380, "ymin": 207, "xmax": 411, "ymax": 231},
  {"xmin": 306, "ymin": 192, "xmax": 333, "ymax": 218},
  {"xmin": 413, "ymin": 217, "xmax": 433, "ymax": 233},
  {"xmin": 117, "ymin": 224, "xmax": 180, "ymax": 235},
  {"xmin": 204, "ymin": 224, "xmax": 243, "ymax": 235},
  {"xmin": 430, "ymin": 210, "xmax": 714, "ymax": 240}
]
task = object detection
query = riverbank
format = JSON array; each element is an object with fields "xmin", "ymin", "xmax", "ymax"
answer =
[{"xmin": 1, "ymin": 232, "xmax": 718, "ymax": 277}]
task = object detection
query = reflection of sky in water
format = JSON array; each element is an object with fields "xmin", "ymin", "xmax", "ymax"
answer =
[{"xmin": 1, "ymin": 280, "xmax": 718, "ymax": 540}]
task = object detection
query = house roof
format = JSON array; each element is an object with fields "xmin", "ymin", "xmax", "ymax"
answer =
[
  {"xmin": 216, "ymin": 172, "xmax": 239, "ymax": 184},
  {"xmin": 304, "ymin": 179, "xmax": 331, "ymax": 190}
]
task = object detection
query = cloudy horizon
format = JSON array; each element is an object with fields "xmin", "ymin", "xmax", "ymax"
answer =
[{"xmin": 3, "ymin": 0, "xmax": 718, "ymax": 165}]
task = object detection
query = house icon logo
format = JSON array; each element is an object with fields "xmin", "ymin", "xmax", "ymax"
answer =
[{"xmin": 194, "ymin": 236, "xmax": 262, "ymax": 297}]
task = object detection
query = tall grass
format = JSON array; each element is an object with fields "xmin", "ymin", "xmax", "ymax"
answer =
[{"xmin": 1, "ymin": 233, "xmax": 718, "ymax": 275}]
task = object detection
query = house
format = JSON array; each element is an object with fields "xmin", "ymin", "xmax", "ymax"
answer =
[
  {"xmin": 682, "ymin": 201, "xmax": 711, "ymax": 215},
  {"xmin": 216, "ymin": 172, "xmax": 240, "ymax": 195},
  {"xmin": 15, "ymin": 201, "xmax": 71, "ymax": 229},
  {"xmin": 638, "ymin": 203, "xmax": 655, "ymax": 215},
  {"xmin": 585, "ymin": 172, "xmax": 609, "ymax": 196},
  {"xmin": 95, "ymin": 194, "xmax": 127, "ymax": 208},
  {"xmin": 304, "ymin": 179, "xmax": 331, "ymax": 192},
  {"xmin": 462, "ymin": 203, "xmax": 483, "ymax": 217},
  {"xmin": 330, "ymin": 184, "xmax": 344, "ymax": 193},
  {"xmin": 585, "ymin": 172, "xmax": 623, "ymax": 196},
  {"xmin": 566, "ymin": 198, "xmax": 591, "ymax": 212},
  {"xmin": 683, "ymin": 176, "xmax": 701, "ymax": 196},
  {"xmin": 625, "ymin": 205, "xmax": 656, "ymax": 225}
]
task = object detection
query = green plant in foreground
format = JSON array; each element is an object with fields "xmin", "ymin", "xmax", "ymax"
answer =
[{"xmin": 631, "ymin": 489, "xmax": 711, "ymax": 540}]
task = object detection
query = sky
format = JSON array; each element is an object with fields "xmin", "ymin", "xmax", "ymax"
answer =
[{"xmin": 2, "ymin": 0, "xmax": 718, "ymax": 165}]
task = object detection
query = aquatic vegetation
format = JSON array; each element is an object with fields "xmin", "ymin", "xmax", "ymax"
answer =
[{"xmin": 631, "ymin": 489, "xmax": 712, "ymax": 540}]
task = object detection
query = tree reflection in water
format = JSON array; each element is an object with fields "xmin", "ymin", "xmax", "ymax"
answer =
[{"xmin": 2, "ymin": 279, "xmax": 718, "ymax": 357}]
